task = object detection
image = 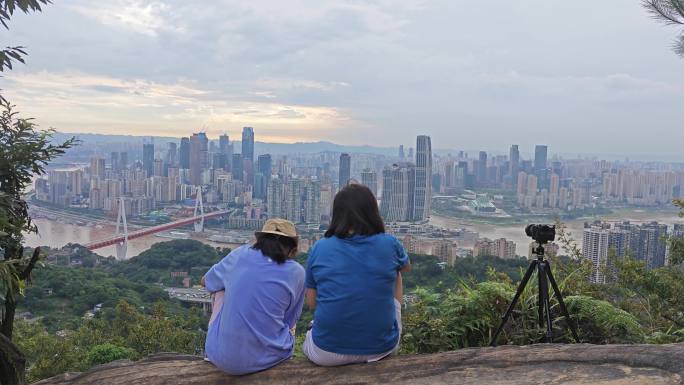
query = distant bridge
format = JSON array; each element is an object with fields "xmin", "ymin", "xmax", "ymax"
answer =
[
  {"xmin": 85, "ymin": 188, "xmax": 231, "ymax": 259},
  {"xmin": 84, "ymin": 210, "xmax": 229, "ymax": 251}
]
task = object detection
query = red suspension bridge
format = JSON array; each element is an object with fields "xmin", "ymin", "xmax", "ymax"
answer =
[{"xmin": 84, "ymin": 210, "xmax": 230, "ymax": 251}]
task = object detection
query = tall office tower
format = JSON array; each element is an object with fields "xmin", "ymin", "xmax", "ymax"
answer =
[
  {"xmin": 285, "ymin": 179, "xmax": 304, "ymax": 223},
  {"xmin": 477, "ymin": 151, "xmax": 488, "ymax": 186},
  {"xmin": 219, "ymin": 134, "xmax": 233, "ymax": 171},
  {"xmin": 303, "ymin": 180, "xmax": 321, "ymax": 224},
  {"xmin": 414, "ymin": 135, "xmax": 432, "ymax": 221},
  {"xmin": 509, "ymin": 145, "xmax": 520, "ymax": 188},
  {"xmin": 166, "ymin": 142, "xmax": 177, "ymax": 166},
  {"xmin": 339, "ymin": 153, "xmax": 351, "ymax": 188},
  {"xmin": 153, "ymin": 158, "xmax": 164, "ymax": 177},
  {"xmin": 534, "ymin": 145, "xmax": 548, "ymax": 172},
  {"xmin": 255, "ymin": 154, "xmax": 272, "ymax": 200},
  {"xmin": 232, "ymin": 153, "xmax": 244, "ymax": 181},
  {"xmin": 399, "ymin": 145, "xmax": 405, "ymax": 159},
  {"xmin": 242, "ymin": 127, "xmax": 255, "ymax": 186},
  {"xmin": 639, "ymin": 222, "xmax": 669, "ymax": 268},
  {"xmin": 456, "ymin": 161, "xmax": 468, "ymax": 191},
  {"xmin": 242, "ymin": 127, "xmax": 255, "ymax": 162},
  {"xmin": 380, "ymin": 163, "xmax": 416, "ymax": 222},
  {"xmin": 179, "ymin": 137, "xmax": 190, "ymax": 169},
  {"xmin": 189, "ymin": 133, "xmax": 208, "ymax": 185},
  {"xmin": 407, "ymin": 148, "xmax": 414, "ymax": 159},
  {"xmin": 90, "ymin": 157, "xmax": 106, "ymax": 179},
  {"xmin": 267, "ymin": 177, "xmax": 285, "ymax": 218},
  {"xmin": 120, "ymin": 152, "xmax": 128, "ymax": 171},
  {"xmin": 143, "ymin": 142, "xmax": 155, "ymax": 177},
  {"xmin": 111, "ymin": 152, "xmax": 119, "ymax": 173},
  {"xmin": 534, "ymin": 145, "xmax": 549, "ymax": 189},
  {"xmin": 361, "ymin": 168, "xmax": 378, "ymax": 196},
  {"xmin": 583, "ymin": 226, "xmax": 610, "ymax": 284}
]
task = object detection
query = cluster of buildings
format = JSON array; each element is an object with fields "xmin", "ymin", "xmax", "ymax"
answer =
[{"xmin": 582, "ymin": 221, "xmax": 681, "ymax": 283}]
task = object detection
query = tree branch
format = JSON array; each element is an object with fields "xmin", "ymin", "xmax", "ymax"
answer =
[{"xmin": 18, "ymin": 246, "xmax": 40, "ymax": 282}]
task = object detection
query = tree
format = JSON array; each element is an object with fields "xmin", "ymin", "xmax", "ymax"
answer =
[
  {"xmin": 0, "ymin": 1, "xmax": 77, "ymax": 384},
  {"xmin": 643, "ymin": 0, "xmax": 684, "ymax": 57}
]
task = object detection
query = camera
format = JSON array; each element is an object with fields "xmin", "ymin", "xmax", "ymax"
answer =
[{"xmin": 525, "ymin": 224, "xmax": 556, "ymax": 244}]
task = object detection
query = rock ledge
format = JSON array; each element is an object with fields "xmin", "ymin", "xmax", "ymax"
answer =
[{"xmin": 36, "ymin": 343, "xmax": 684, "ymax": 385}]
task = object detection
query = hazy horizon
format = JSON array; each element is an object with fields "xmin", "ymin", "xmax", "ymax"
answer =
[{"xmin": 4, "ymin": 1, "xmax": 684, "ymax": 156}]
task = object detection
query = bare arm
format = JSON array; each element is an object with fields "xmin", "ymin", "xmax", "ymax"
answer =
[
  {"xmin": 395, "ymin": 272, "xmax": 404, "ymax": 303},
  {"xmin": 306, "ymin": 288, "xmax": 317, "ymax": 310}
]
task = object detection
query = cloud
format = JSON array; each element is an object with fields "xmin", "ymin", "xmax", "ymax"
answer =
[{"xmin": 68, "ymin": 0, "xmax": 182, "ymax": 36}]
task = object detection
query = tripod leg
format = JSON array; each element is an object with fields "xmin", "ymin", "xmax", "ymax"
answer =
[
  {"xmin": 546, "ymin": 261, "xmax": 581, "ymax": 343},
  {"xmin": 538, "ymin": 261, "xmax": 554, "ymax": 342},
  {"xmin": 490, "ymin": 260, "xmax": 538, "ymax": 347},
  {"xmin": 537, "ymin": 266, "xmax": 544, "ymax": 329}
]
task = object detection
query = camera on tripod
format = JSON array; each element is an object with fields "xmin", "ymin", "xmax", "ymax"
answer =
[
  {"xmin": 525, "ymin": 224, "xmax": 556, "ymax": 244},
  {"xmin": 490, "ymin": 223, "xmax": 579, "ymax": 346}
]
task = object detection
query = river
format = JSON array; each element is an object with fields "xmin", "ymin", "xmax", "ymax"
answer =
[{"xmin": 23, "ymin": 209, "xmax": 683, "ymax": 259}]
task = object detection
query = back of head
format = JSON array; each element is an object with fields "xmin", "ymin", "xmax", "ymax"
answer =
[
  {"xmin": 253, "ymin": 233, "xmax": 298, "ymax": 264},
  {"xmin": 325, "ymin": 183, "xmax": 385, "ymax": 238}
]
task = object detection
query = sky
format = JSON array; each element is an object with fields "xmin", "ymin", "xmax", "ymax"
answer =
[{"xmin": 3, "ymin": 0, "xmax": 684, "ymax": 156}]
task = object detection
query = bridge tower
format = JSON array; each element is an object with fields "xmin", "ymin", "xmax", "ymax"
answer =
[
  {"xmin": 115, "ymin": 197, "xmax": 128, "ymax": 259},
  {"xmin": 193, "ymin": 186, "xmax": 204, "ymax": 232}
]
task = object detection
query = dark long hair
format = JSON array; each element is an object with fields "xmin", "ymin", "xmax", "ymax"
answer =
[
  {"xmin": 253, "ymin": 233, "xmax": 298, "ymax": 264},
  {"xmin": 325, "ymin": 184, "xmax": 385, "ymax": 238}
]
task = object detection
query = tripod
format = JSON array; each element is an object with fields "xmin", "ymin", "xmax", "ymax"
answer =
[{"xmin": 490, "ymin": 242, "xmax": 580, "ymax": 346}]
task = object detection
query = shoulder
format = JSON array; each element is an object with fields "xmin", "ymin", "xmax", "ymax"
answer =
[
  {"xmin": 285, "ymin": 260, "xmax": 305, "ymax": 280},
  {"xmin": 372, "ymin": 233, "xmax": 402, "ymax": 247}
]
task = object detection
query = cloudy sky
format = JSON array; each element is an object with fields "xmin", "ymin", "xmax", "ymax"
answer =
[{"xmin": 3, "ymin": 0, "xmax": 684, "ymax": 156}]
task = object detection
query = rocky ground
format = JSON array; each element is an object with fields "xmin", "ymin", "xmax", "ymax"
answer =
[{"xmin": 36, "ymin": 343, "xmax": 684, "ymax": 385}]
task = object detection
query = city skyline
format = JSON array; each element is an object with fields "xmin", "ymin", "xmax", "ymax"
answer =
[{"xmin": 2, "ymin": 1, "xmax": 684, "ymax": 156}]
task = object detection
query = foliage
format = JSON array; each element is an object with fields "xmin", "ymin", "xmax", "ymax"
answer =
[
  {"xmin": 86, "ymin": 344, "xmax": 136, "ymax": 367},
  {"xmin": 643, "ymin": 0, "xmax": 684, "ymax": 57},
  {"xmin": 14, "ymin": 300, "xmax": 203, "ymax": 383}
]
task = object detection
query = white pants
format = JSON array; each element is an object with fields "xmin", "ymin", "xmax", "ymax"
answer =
[{"xmin": 302, "ymin": 299, "xmax": 402, "ymax": 366}]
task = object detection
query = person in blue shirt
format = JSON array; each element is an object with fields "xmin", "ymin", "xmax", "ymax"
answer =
[
  {"xmin": 202, "ymin": 218, "xmax": 305, "ymax": 375},
  {"xmin": 302, "ymin": 184, "xmax": 411, "ymax": 366}
]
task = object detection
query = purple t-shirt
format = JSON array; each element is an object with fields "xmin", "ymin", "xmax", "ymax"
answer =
[{"xmin": 204, "ymin": 245, "xmax": 305, "ymax": 375}]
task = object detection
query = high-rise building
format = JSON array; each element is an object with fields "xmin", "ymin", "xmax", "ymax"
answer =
[
  {"xmin": 255, "ymin": 154, "xmax": 272, "ymax": 200},
  {"xmin": 120, "ymin": 152, "xmax": 128, "ymax": 171},
  {"xmin": 179, "ymin": 137, "xmax": 190, "ymax": 169},
  {"xmin": 380, "ymin": 163, "xmax": 416, "ymax": 222},
  {"xmin": 433, "ymin": 240, "xmax": 455, "ymax": 266},
  {"xmin": 303, "ymin": 180, "xmax": 321, "ymax": 224},
  {"xmin": 477, "ymin": 151, "xmax": 487, "ymax": 186},
  {"xmin": 583, "ymin": 226, "xmax": 610, "ymax": 284},
  {"xmin": 267, "ymin": 177, "xmax": 285, "ymax": 218},
  {"xmin": 414, "ymin": 135, "xmax": 432, "ymax": 221},
  {"xmin": 232, "ymin": 153, "xmax": 244, "ymax": 182},
  {"xmin": 111, "ymin": 152, "xmax": 120, "ymax": 173},
  {"xmin": 339, "ymin": 153, "xmax": 351, "ymax": 188},
  {"xmin": 219, "ymin": 134, "xmax": 232, "ymax": 171},
  {"xmin": 166, "ymin": 142, "xmax": 177, "ymax": 166},
  {"xmin": 509, "ymin": 145, "xmax": 520, "ymax": 189},
  {"xmin": 285, "ymin": 179, "xmax": 304, "ymax": 223},
  {"xmin": 534, "ymin": 145, "xmax": 548, "ymax": 172},
  {"xmin": 242, "ymin": 127, "xmax": 254, "ymax": 162},
  {"xmin": 639, "ymin": 222, "xmax": 668, "ymax": 268},
  {"xmin": 90, "ymin": 157, "xmax": 105, "ymax": 179},
  {"xmin": 143, "ymin": 142, "xmax": 155, "ymax": 177},
  {"xmin": 189, "ymin": 133, "xmax": 208, "ymax": 185},
  {"xmin": 361, "ymin": 168, "xmax": 378, "ymax": 196},
  {"xmin": 399, "ymin": 145, "xmax": 405, "ymax": 159}
]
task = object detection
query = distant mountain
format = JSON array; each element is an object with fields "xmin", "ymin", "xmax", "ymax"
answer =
[{"xmin": 52, "ymin": 132, "xmax": 404, "ymax": 156}]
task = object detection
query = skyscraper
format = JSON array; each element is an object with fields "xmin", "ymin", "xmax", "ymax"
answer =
[
  {"xmin": 256, "ymin": 154, "xmax": 272, "ymax": 200},
  {"xmin": 189, "ymin": 133, "xmax": 208, "ymax": 185},
  {"xmin": 361, "ymin": 168, "xmax": 378, "ymax": 196},
  {"xmin": 339, "ymin": 153, "xmax": 351, "ymax": 188},
  {"xmin": 267, "ymin": 177, "xmax": 285, "ymax": 218},
  {"xmin": 242, "ymin": 127, "xmax": 254, "ymax": 162},
  {"xmin": 381, "ymin": 163, "xmax": 416, "ymax": 222},
  {"xmin": 242, "ymin": 127, "xmax": 255, "ymax": 185},
  {"xmin": 143, "ymin": 142, "xmax": 154, "ymax": 177},
  {"xmin": 219, "ymin": 134, "xmax": 232, "ymax": 171},
  {"xmin": 477, "ymin": 151, "xmax": 487, "ymax": 186},
  {"xmin": 179, "ymin": 137, "xmax": 190, "ymax": 169},
  {"xmin": 509, "ymin": 145, "xmax": 520, "ymax": 189},
  {"xmin": 583, "ymin": 226, "xmax": 610, "ymax": 284},
  {"xmin": 111, "ymin": 152, "xmax": 119, "ymax": 173},
  {"xmin": 232, "ymin": 153, "xmax": 243, "ymax": 182},
  {"xmin": 166, "ymin": 142, "xmax": 177, "ymax": 166},
  {"xmin": 90, "ymin": 157, "xmax": 105, "ymax": 179},
  {"xmin": 399, "ymin": 145, "xmax": 405, "ymax": 159},
  {"xmin": 534, "ymin": 145, "xmax": 549, "ymax": 189},
  {"xmin": 414, "ymin": 135, "xmax": 432, "ymax": 221}
]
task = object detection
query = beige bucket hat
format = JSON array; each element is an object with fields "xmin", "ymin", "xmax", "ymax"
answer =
[{"xmin": 255, "ymin": 218, "xmax": 298, "ymax": 240}]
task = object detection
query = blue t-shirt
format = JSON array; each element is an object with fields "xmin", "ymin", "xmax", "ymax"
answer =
[
  {"xmin": 204, "ymin": 245, "xmax": 305, "ymax": 375},
  {"xmin": 305, "ymin": 233, "xmax": 409, "ymax": 355}
]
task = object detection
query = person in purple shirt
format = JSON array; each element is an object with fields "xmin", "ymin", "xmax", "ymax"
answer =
[{"xmin": 202, "ymin": 219, "xmax": 305, "ymax": 375}]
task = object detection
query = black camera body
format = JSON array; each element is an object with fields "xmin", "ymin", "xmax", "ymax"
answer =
[{"xmin": 525, "ymin": 224, "xmax": 556, "ymax": 244}]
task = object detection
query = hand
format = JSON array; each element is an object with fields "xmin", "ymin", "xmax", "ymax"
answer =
[{"xmin": 200, "ymin": 275, "xmax": 206, "ymax": 287}]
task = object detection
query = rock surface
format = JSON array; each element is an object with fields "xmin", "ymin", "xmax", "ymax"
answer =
[{"xmin": 36, "ymin": 343, "xmax": 684, "ymax": 385}]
